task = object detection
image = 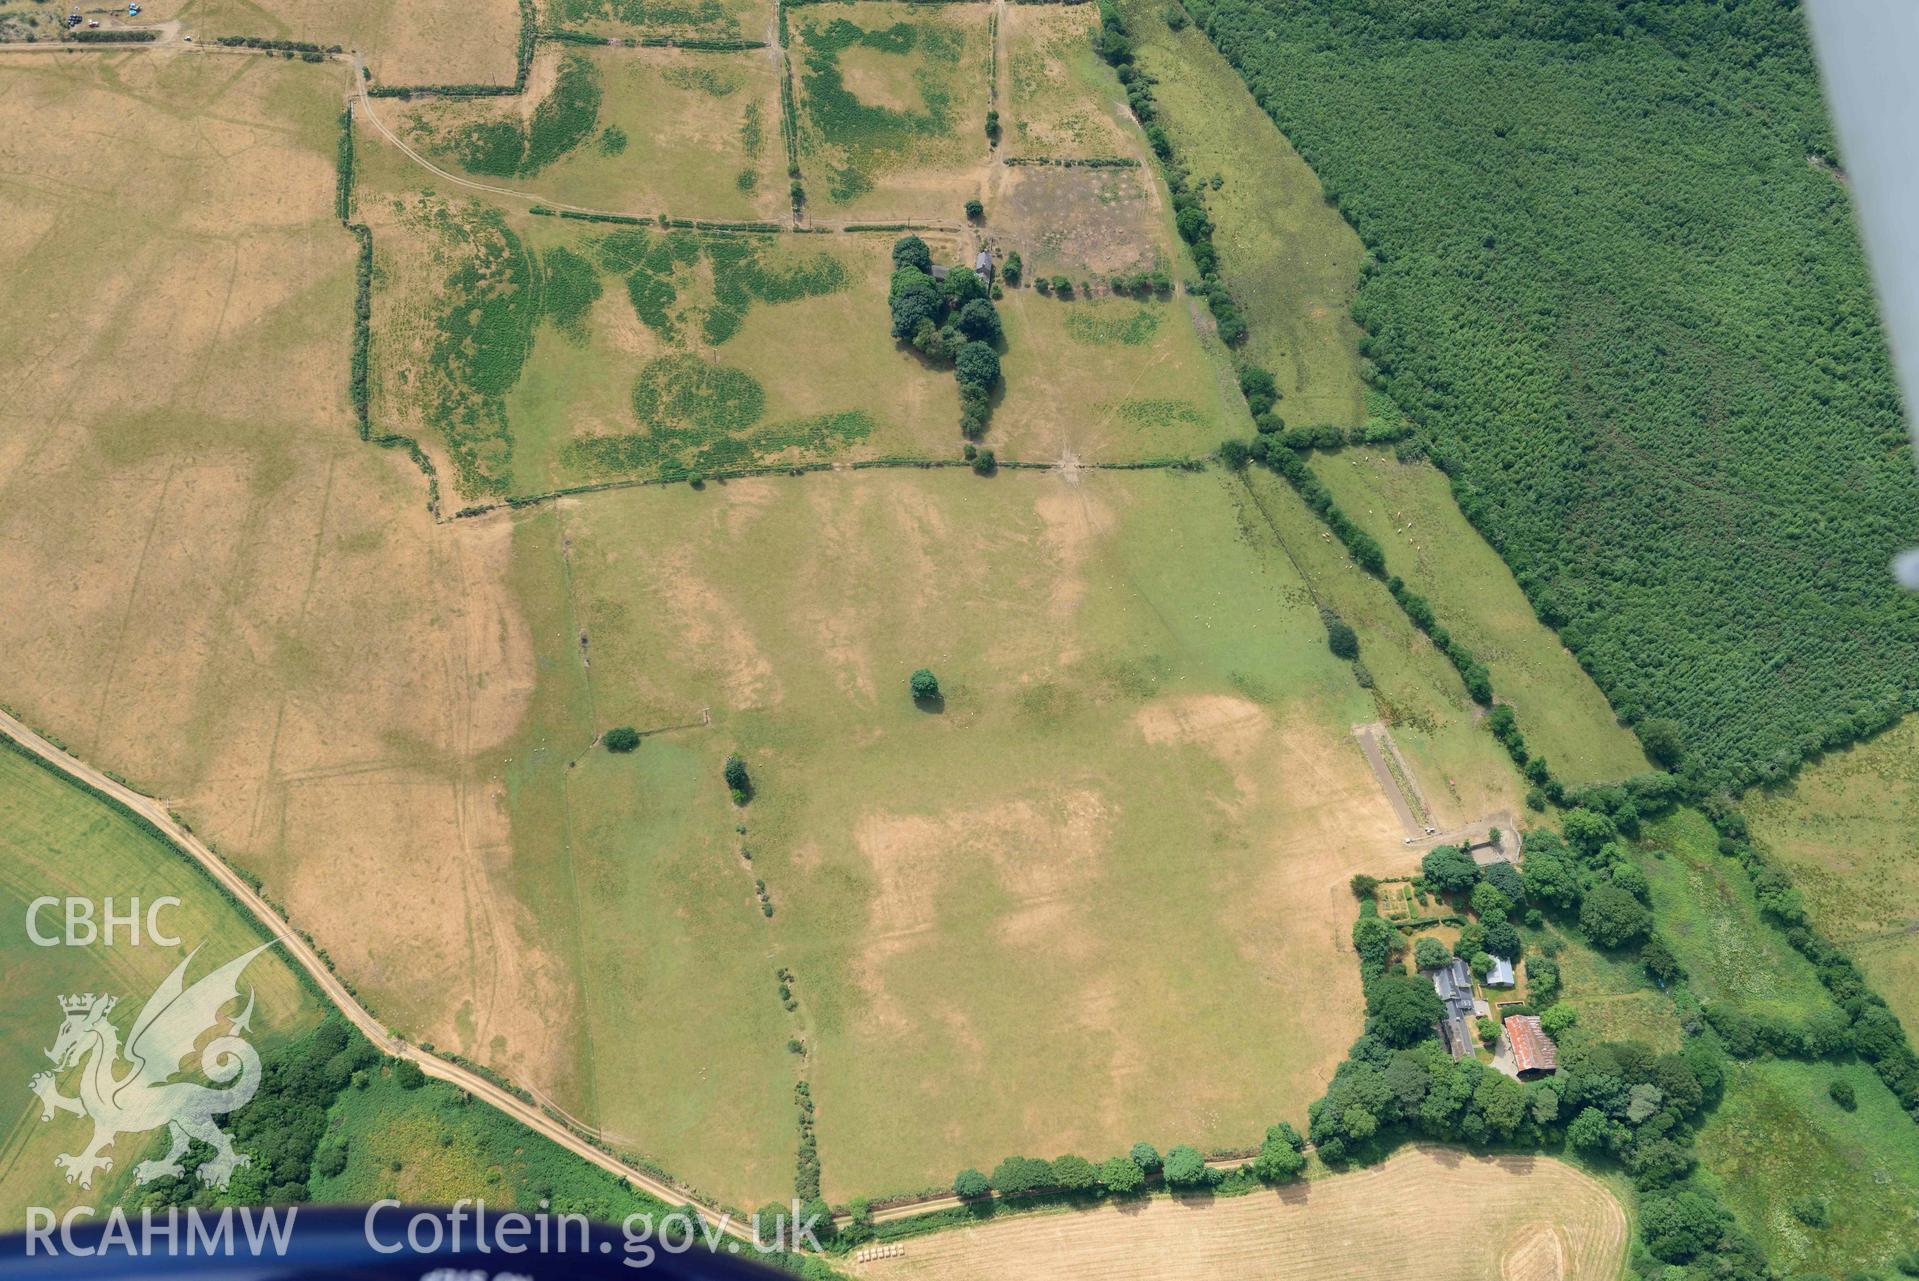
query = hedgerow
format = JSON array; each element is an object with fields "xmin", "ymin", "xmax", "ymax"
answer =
[
  {"xmin": 1186, "ymin": 0, "xmax": 1919, "ymax": 792},
  {"xmin": 1092, "ymin": 0, "xmax": 1244, "ymax": 344}
]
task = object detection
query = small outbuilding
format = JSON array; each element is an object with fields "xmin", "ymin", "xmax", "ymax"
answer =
[
  {"xmin": 974, "ymin": 248, "xmax": 993, "ymax": 279},
  {"xmin": 1504, "ymin": 1014, "xmax": 1558, "ymax": 1080},
  {"xmin": 1485, "ymin": 957, "xmax": 1516, "ymax": 988}
]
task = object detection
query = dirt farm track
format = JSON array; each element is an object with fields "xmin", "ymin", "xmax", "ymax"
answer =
[{"xmin": 849, "ymin": 1147, "xmax": 1629, "ymax": 1281}]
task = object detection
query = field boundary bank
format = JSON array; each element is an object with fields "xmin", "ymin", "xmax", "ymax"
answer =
[{"xmin": 0, "ymin": 707, "xmax": 754, "ymax": 1239}]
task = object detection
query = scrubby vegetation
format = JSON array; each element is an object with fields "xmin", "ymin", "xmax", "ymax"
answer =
[
  {"xmin": 1184, "ymin": 0, "xmax": 1919, "ymax": 791},
  {"xmin": 439, "ymin": 53, "xmax": 604, "ymax": 177}
]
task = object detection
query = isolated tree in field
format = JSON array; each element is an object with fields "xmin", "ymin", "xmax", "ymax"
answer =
[
  {"xmin": 1349, "ymin": 873, "xmax": 1378, "ymax": 899},
  {"xmin": 964, "ymin": 198, "xmax": 984, "ymax": 220},
  {"xmin": 1580, "ymin": 882, "xmax": 1651, "ymax": 948},
  {"xmin": 1829, "ymin": 1079, "xmax": 1856, "ymax": 1111},
  {"xmin": 1421, "ymin": 844, "xmax": 1479, "ymax": 894},
  {"xmin": 1325, "ymin": 617, "xmax": 1360, "ymax": 660},
  {"xmin": 1129, "ymin": 1142, "xmax": 1162, "ymax": 1176},
  {"xmin": 1368, "ymin": 973, "xmax": 1444, "ymax": 1047},
  {"xmin": 1413, "ymin": 936, "xmax": 1451, "ymax": 971},
  {"xmin": 603, "ymin": 725, "xmax": 640, "ymax": 753},
  {"xmin": 1161, "ymin": 1145, "xmax": 1212, "ymax": 1188},
  {"xmin": 891, "ymin": 235, "xmax": 931, "ymax": 273},
  {"xmin": 724, "ymin": 752, "xmax": 752, "ymax": 803},
  {"xmin": 910, "ymin": 668, "xmax": 941, "ymax": 702},
  {"xmin": 1098, "ymin": 1154, "xmax": 1145, "ymax": 1194},
  {"xmin": 953, "ymin": 1168, "xmax": 990, "ymax": 1199}
]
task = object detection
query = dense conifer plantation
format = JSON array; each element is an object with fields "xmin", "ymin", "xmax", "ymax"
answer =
[{"xmin": 1186, "ymin": 0, "xmax": 1919, "ymax": 790}]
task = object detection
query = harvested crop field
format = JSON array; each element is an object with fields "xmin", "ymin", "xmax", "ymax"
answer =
[
  {"xmin": 849, "ymin": 1147, "xmax": 1629, "ymax": 1281},
  {"xmin": 542, "ymin": 468, "xmax": 1418, "ymax": 1198}
]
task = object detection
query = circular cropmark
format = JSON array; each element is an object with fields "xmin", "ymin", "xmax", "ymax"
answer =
[{"xmin": 631, "ymin": 355, "xmax": 766, "ymax": 434}]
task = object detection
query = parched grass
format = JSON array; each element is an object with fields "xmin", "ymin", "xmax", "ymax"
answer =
[
  {"xmin": 543, "ymin": 0, "xmax": 767, "ymax": 42},
  {"xmin": 0, "ymin": 743, "xmax": 323, "ymax": 1227},
  {"xmin": 398, "ymin": 45, "xmax": 788, "ymax": 218},
  {"xmin": 1636, "ymin": 811, "xmax": 1835, "ymax": 1024},
  {"xmin": 1002, "ymin": 3, "xmax": 1132, "ymax": 159},
  {"xmin": 1117, "ymin": 0, "xmax": 1366, "ymax": 427},
  {"xmin": 993, "ymin": 291, "xmax": 1237, "ymax": 461},
  {"xmin": 137, "ymin": 0, "xmax": 523, "ymax": 85},
  {"xmin": 791, "ymin": 3, "xmax": 991, "ymax": 215},
  {"xmin": 1743, "ymin": 715, "xmax": 1919, "ymax": 1039},
  {"xmin": 548, "ymin": 468, "xmax": 1424, "ymax": 1199},
  {"xmin": 1311, "ymin": 448, "xmax": 1648, "ymax": 786},
  {"xmin": 1698, "ymin": 1058, "xmax": 1919, "ymax": 1280},
  {"xmin": 1238, "ymin": 468, "xmax": 1525, "ymax": 833}
]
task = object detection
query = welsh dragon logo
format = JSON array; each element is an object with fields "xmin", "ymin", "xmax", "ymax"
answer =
[{"xmin": 28, "ymin": 942, "xmax": 273, "ymax": 1191}]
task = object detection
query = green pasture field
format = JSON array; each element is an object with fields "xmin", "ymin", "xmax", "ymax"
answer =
[
  {"xmin": 1312, "ymin": 448, "xmax": 1648, "ymax": 786},
  {"xmin": 0, "ymin": 743, "xmax": 323, "ymax": 1228},
  {"xmin": 364, "ymin": 191, "xmax": 966, "ymax": 498},
  {"xmin": 1238, "ymin": 468, "xmax": 1525, "ymax": 832},
  {"xmin": 537, "ymin": 466, "xmax": 1436, "ymax": 1200},
  {"xmin": 991, "ymin": 292, "xmax": 1238, "ymax": 462},
  {"xmin": 1744, "ymin": 716, "xmax": 1919, "ymax": 1040},
  {"xmin": 790, "ymin": 2, "xmax": 991, "ymax": 216},
  {"xmin": 1636, "ymin": 811, "xmax": 1835, "ymax": 1024},
  {"xmin": 481, "ymin": 505, "xmax": 797, "ymax": 1207},
  {"xmin": 1698, "ymin": 1057, "xmax": 1919, "ymax": 1279},
  {"xmin": 396, "ymin": 45, "xmax": 789, "ymax": 220},
  {"xmin": 1001, "ymin": 3, "xmax": 1132, "ymax": 159},
  {"xmin": 1529, "ymin": 922, "xmax": 1683, "ymax": 1052},
  {"xmin": 543, "ymin": 0, "xmax": 770, "ymax": 44},
  {"xmin": 1116, "ymin": 0, "xmax": 1366, "ymax": 429}
]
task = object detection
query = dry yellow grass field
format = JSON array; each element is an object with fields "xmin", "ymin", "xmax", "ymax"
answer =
[
  {"xmin": 0, "ymin": 52, "xmax": 581, "ymax": 1110},
  {"xmin": 135, "ymin": 0, "xmax": 523, "ymax": 87},
  {"xmin": 849, "ymin": 1148, "xmax": 1629, "ymax": 1281}
]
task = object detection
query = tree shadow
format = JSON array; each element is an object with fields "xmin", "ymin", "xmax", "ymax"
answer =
[{"xmin": 912, "ymin": 692, "xmax": 946, "ymax": 715}]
